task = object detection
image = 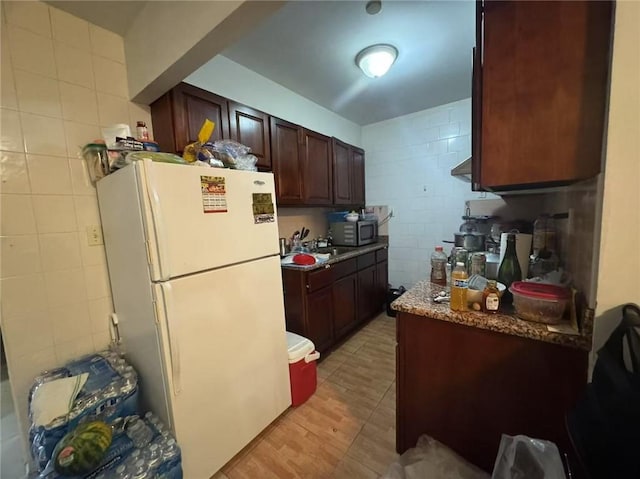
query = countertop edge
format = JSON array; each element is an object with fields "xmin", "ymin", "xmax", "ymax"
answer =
[
  {"xmin": 281, "ymin": 242, "xmax": 388, "ymax": 271},
  {"xmin": 392, "ymin": 281, "xmax": 592, "ymax": 351}
]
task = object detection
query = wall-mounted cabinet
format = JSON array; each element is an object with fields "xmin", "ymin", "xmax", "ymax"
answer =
[
  {"xmin": 332, "ymin": 138, "xmax": 365, "ymax": 206},
  {"xmin": 151, "ymin": 83, "xmax": 366, "ymax": 206},
  {"xmin": 301, "ymin": 129, "xmax": 333, "ymax": 205},
  {"xmin": 270, "ymin": 118, "xmax": 334, "ymax": 206},
  {"xmin": 228, "ymin": 101, "xmax": 271, "ymax": 171},
  {"xmin": 150, "ymin": 83, "xmax": 229, "ymax": 154},
  {"xmin": 473, "ymin": 0, "xmax": 612, "ymax": 191},
  {"xmin": 270, "ymin": 117, "xmax": 304, "ymax": 204}
]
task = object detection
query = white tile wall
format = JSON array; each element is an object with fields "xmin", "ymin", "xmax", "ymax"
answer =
[
  {"xmin": 0, "ymin": 1, "xmax": 152, "ymax": 464},
  {"xmin": 362, "ymin": 98, "xmax": 491, "ymax": 288}
]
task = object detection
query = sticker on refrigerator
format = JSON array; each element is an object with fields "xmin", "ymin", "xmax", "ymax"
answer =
[
  {"xmin": 201, "ymin": 176, "xmax": 227, "ymax": 213},
  {"xmin": 252, "ymin": 193, "xmax": 275, "ymax": 224}
]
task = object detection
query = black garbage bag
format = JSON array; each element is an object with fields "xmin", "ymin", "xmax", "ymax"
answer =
[{"xmin": 567, "ymin": 303, "xmax": 640, "ymax": 479}]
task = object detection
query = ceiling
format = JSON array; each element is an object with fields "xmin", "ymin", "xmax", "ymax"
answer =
[
  {"xmin": 46, "ymin": 0, "xmax": 475, "ymax": 126},
  {"xmin": 46, "ymin": 1, "xmax": 147, "ymax": 36}
]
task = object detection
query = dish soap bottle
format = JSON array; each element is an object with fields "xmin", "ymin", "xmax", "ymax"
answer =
[
  {"xmin": 430, "ymin": 246, "xmax": 448, "ymax": 286},
  {"xmin": 450, "ymin": 262, "xmax": 468, "ymax": 312},
  {"xmin": 482, "ymin": 280, "xmax": 501, "ymax": 314},
  {"xmin": 498, "ymin": 233, "xmax": 522, "ymax": 304}
]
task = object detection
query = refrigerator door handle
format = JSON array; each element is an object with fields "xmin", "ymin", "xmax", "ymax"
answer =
[
  {"xmin": 143, "ymin": 159, "xmax": 170, "ymax": 281},
  {"xmin": 159, "ymin": 282, "xmax": 182, "ymax": 395}
]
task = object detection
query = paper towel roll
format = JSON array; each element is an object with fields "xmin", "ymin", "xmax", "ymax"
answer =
[{"xmin": 499, "ymin": 233, "xmax": 532, "ymax": 280}]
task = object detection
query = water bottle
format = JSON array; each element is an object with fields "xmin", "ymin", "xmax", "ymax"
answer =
[
  {"xmin": 126, "ymin": 417, "xmax": 154, "ymax": 448},
  {"xmin": 130, "ymin": 459, "xmax": 151, "ymax": 479},
  {"xmin": 114, "ymin": 464, "xmax": 131, "ymax": 479},
  {"xmin": 125, "ymin": 448, "xmax": 142, "ymax": 467},
  {"xmin": 120, "ymin": 373, "xmax": 136, "ymax": 395},
  {"xmin": 144, "ymin": 443, "xmax": 163, "ymax": 468},
  {"xmin": 162, "ymin": 438, "xmax": 180, "ymax": 461}
]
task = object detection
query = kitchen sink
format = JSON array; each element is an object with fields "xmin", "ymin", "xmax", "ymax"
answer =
[{"xmin": 314, "ymin": 246, "xmax": 357, "ymax": 256}]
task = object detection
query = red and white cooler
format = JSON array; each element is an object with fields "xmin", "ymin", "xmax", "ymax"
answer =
[{"xmin": 286, "ymin": 332, "xmax": 320, "ymax": 406}]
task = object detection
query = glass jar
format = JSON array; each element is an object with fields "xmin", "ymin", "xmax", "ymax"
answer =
[{"xmin": 470, "ymin": 252, "xmax": 486, "ymax": 276}]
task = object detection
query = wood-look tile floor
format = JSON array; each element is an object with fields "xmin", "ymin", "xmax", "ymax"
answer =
[{"xmin": 212, "ymin": 312, "xmax": 398, "ymax": 479}]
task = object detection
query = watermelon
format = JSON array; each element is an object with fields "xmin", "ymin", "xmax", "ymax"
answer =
[{"xmin": 52, "ymin": 421, "xmax": 112, "ymax": 476}]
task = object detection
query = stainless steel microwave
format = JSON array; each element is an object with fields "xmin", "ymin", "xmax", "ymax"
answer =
[{"xmin": 330, "ymin": 220, "xmax": 378, "ymax": 246}]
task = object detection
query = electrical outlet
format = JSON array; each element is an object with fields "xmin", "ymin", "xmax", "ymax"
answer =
[{"xmin": 86, "ymin": 225, "xmax": 104, "ymax": 246}]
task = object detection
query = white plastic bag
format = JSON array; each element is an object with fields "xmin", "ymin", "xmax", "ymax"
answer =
[
  {"xmin": 383, "ymin": 435, "xmax": 490, "ymax": 479},
  {"xmin": 491, "ymin": 434, "xmax": 566, "ymax": 479}
]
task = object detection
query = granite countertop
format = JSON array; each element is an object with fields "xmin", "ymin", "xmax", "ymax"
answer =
[
  {"xmin": 391, "ymin": 280, "xmax": 593, "ymax": 351},
  {"xmin": 280, "ymin": 242, "xmax": 388, "ymax": 271}
]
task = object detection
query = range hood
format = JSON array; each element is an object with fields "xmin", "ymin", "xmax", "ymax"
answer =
[{"xmin": 450, "ymin": 156, "xmax": 472, "ymax": 182}]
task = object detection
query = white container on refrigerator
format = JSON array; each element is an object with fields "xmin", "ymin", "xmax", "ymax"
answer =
[{"xmin": 97, "ymin": 160, "xmax": 291, "ymax": 478}]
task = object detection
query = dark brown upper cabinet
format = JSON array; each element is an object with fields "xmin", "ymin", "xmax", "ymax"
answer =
[
  {"xmin": 301, "ymin": 129, "xmax": 333, "ymax": 205},
  {"xmin": 270, "ymin": 117, "xmax": 304, "ymax": 205},
  {"xmin": 474, "ymin": 0, "xmax": 612, "ymax": 191},
  {"xmin": 332, "ymin": 139, "xmax": 351, "ymax": 205},
  {"xmin": 150, "ymin": 83, "xmax": 229, "ymax": 154},
  {"xmin": 332, "ymin": 139, "xmax": 366, "ymax": 206},
  {"xmin": 228, "ymin": 101, "xmax": 271, "ymax": 171},
  {"xmin": 351, "ymin": 147, "xmax": 365, "ymax": 206},
  {"xmin": 270, "ymin": 119, "xmax": 334, "ymax": 206}
]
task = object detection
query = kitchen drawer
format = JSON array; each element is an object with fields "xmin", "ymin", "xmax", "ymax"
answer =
[
  {"xmin": 376, "ymin": 247, "xmax": 388, "ymax": 263},
  {"xmin": 306, "ymin": 265, "xmax": 333, "ymax": 293},
  {"xmin": 332, "ymin": 258, "xmax": 357, "ymax": 280},
  {"xmin": 357, "ymin": 252, "xmax": 376, "ymax": 270}
]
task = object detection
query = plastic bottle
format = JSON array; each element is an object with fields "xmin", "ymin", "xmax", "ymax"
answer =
[
  {"xmin": 533, "ymin": 214, "xmax": 556, "ymax": 256},
  {"xmin": 161, "ymin": 438, "xmax": 180, "ymax": 461},
  {"xmin": 114, "ymin": 464, "xmax": 131, "ymax": 479},
  {"xmin": 498, "ymin": 233, "xmax": 522, "ymax": 304},
  {"xmin": 482, "ymin": 280, "xmax": 501, "ymax": 314},
  {"xmin": 450, "ymin": 262, "xmax": 469, "ymax": 311},
  {"xmin": 430, "ymin": 246, "xmax": 448, "ymax": 285},
  {"xmin": 126, "ymin": 417, "xmax": 154, "ymax": 448},
  {"xmin": 144, "ymin": 443, "xmax": 162, "ymax": 468},
  {"xmin": 130, "ymin": 459, "xmax": 150, "ymax": 479},
  {"xmin": 136, "ymin": 121, "xmax": 149, "ymax": 141}
]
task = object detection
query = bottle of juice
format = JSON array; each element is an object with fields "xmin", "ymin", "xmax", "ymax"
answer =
[{"xmin": 450, "ymin": 262, "xmax": 469, "ymax": 311}]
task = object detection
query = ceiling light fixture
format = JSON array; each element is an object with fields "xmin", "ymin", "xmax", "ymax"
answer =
[
  {"xmin": 355, "ymin": 44, "xmax": 398, "ymax": 78},
  {"xmin": 365, "ymin": 0, "xmax": 382, "ymax": 15}
]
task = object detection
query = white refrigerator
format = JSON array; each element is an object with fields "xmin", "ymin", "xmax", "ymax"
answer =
[{"xmin": 97, "ymin": 160, "xmax": 291, "ymax": 478}]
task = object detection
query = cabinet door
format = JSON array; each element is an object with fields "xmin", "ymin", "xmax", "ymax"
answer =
[
  {"xmin": 171, "ymin": 83, "xmax": 229, "ymax": 153},
  {"xmin": 357, "ymin": 265, "xmax": 377, "ymax": 323},
  {"xmin": 306, "ymin": 286, "xmax": 334, "ymax": 353},
  {"xmin": 228, "ymin": 102, "xmax": 271, "ymax": 171},
  {"xmin": 301, "ymin": 129, "xmax": 333, "ymax": 205},
  {"xmin": 351, "ymin": 147, "xmax": 365, "ymax": 206},
  {"xmin": 479, "ymin": 1, "xmax": 611, "ymax": 189},
  {"xmin": 270, "ymin": 117, "xmax": 303, "ymax": 205},
  {"xmin": 332, "ymin": 138, "xmax": 352, "ymax": 205},
  {"xmin": 332, "ymin": 273, "xmax": 358, "ymax": 340},
  {"xmin": 376, "ymin": 260, "xmax": 388, "ymax": 314}
]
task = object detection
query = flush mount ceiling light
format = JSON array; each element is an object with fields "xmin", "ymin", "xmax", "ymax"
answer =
[{"xmin": 355, "ymin": 44, "xmax": 398, "ymax": 78}]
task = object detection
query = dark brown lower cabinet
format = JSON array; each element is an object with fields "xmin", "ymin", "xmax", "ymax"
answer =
[
  {"xmin": 282, "ymin": 247, "xmax": 389, "ymax": 354},
  {"xmin": 357, "ymin": 265, "xmax": 377, "ymax": 323},
  {"xmin": 332, "ymin": 273, "xmax": 358, "ymax": 339},
  {"xmin": 306, "ymin": 286, "xmax": 334, "ymax": 353},
  {"xmin": 396, "ymin": 311, "xmax": 588, "ymax": 472}
]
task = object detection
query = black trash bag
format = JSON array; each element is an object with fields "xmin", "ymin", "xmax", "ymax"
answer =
[
  {"xmin": 567, "ymin": 303, "xmax": 640, "ymax": 479},
  {"xmin": 386, "ymin": 286, "xmax": 406, "ymax": 317}
]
